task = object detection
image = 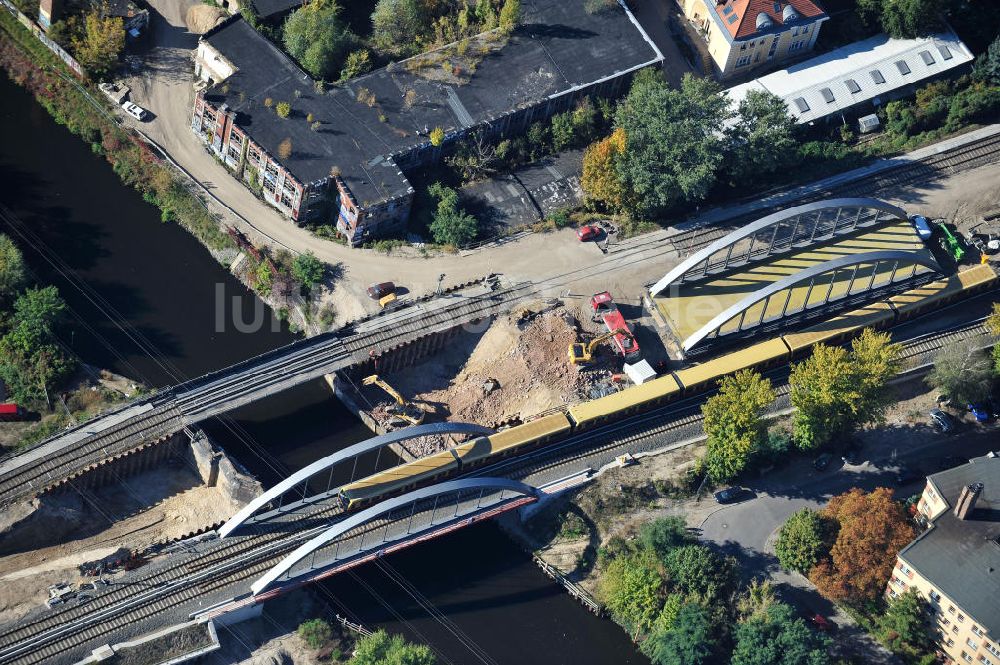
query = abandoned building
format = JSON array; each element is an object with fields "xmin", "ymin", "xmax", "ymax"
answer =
[{"xmin": 191, "ymin": 0, "xmax": 661, "ymax": 245}]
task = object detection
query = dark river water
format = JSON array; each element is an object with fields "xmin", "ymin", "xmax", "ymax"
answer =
[{"xmin": 0, "ymin": 71, "xmax": 644, "ymax": 664}]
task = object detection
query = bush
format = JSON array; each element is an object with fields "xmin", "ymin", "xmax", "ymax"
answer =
[
  {"xmin": 297, "ymin": 618, "xmax": 332, "ymax": 650},
  {"xmin": 276, "ymin": 101, "xmax": 291, "ymax": 118}
]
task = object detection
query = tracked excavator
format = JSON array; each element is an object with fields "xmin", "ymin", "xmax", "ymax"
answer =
[
  {"xmin": 568, "ymin": 328, "xmax": 635, "ymax": 365},
  {"xmin": 362, "ymin": 374, "xmax": 426, "ymax": 426}
]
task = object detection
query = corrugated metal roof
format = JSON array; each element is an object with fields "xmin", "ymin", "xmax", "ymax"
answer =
[{"xmin": 725, "ymin": 31, "xmax": 973, "ymax": 124}]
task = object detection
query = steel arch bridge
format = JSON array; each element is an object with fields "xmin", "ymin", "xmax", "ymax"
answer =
[
  {"xmin": 682, "ymin": 250, "xmax": 941, "ymax": 351},
  {"xmin": 219, "ymin": 422, "xmax": 493, "ymax": 538},
  {"xmin": 651, "ymin": 198, "xmax": 909, "ymax": 295},
  {"xmin": 250, "ymin": 477, "xmax": 539, "ymax": 595}
]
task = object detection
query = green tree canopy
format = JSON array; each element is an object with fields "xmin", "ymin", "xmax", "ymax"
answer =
[
  {"xmin": 664, "ymin": 545, "xmax": 736, "ymax": 603},
  {"xmin": 790, "ymin": 329, "xmax": 901, "ymax": 450},
  {"xmin": 427, "ymin": 182, "xmax": 478, "ymax": 246},
  {"xmin": 596, "ymin": 549, "xmax": 664, "ymax": 638},
  {"xmin": 71, "ymin": 11, "xmax": 124, "ymax": 78},
  {"xmin": 724, "ymin": 89, "xmax": 797, "ymax": 182},
  {"xmin": 0, "ymin": 287, "xmax": 77, "ymax": 403},
  {"xmin": 730, "ymin": 602, "xmax": 830, "ymax": 665},
  {"xmin": 371, "ymin": 0, "xmax": 425, "ymax": 57},
  {"xmin": 297, "ymin": 618, "xmax": 333, "ymax": 650},
  {"xmin": 639, "ymin": 516, "xmax": 692, "ymax": 560},
  {"xmin": 614, "ymin": 72, "xmax": 730, "ymax": 215},
  {"xmin": 876, "ymin": 589, "xmax": 933, "ymax": 656},
  {"xmin": 641, "ymin": 602, "xmax": 716, "ymax": 665},
  {"xmin": 927, "ymin": 337, "xmax": 994, "ymax": 404},
  {"xmin": 702, "ymin": 369, "xmax": 775, "ymax": 482},
  {"xmin": 858, "ymin": 0, "xmax": 940, "ymax": 38},
  {"xmin": 349, "ymin": 629, "xmax": 435, "ymax": 665},
  {"xmin": 774, "ymin": 508, "xmax": 836, "ymax": 575},
  {"xmin": 291, "ymin": 251, "xmax": 325, "ymax": 290},
  {"xmin": 974, "ymin": 35, "xmax": 1000, "ymax": 84},
  {"xmin": 0, "ymin": 234, "xmax": 27, "ymax": 306},
  {"xmin": 283, "ymin": 0, "xmax": 357, "ymax": 81}
]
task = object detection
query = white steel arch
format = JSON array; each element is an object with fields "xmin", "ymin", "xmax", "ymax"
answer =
[
  {"xmin": 682, "ymin": 250, "xmax": 941, "ymax": 352},
  {"xmin": 250, "ymin": 477, "xmax": 538, "ymax": 595},
  {"xmin": 219, "ymin": 422, "xmax": 493, "ymax": 538},
  {"xmin": 651, "ymin": 198, "xmax": 909, "ymax": 295}
]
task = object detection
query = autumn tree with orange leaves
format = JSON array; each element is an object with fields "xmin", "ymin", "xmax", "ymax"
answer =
[
  {"xmin": 581, "ymin": 127, "xmax": 627, "ymax": 211},
  {"xmin": 809, "ymin": 487, "xmax": 917, "ymax": 604}
]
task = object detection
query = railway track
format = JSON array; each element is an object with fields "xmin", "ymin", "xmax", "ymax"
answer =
[
  {"xmin": 0, "ymin": 281, "xmax": 534, "ymax": 508},
  {"xmin": 670, "ymin": 131, "xmax": 1000, "ymax": 257},
  {"xmin": 1, "ymin": 313, "xmax": 995, "ymax": 663}
]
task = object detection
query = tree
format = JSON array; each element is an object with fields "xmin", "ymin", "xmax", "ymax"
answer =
[
  {"xmin": 278, "ymin": 137, "xmax": 293, "ymax": 160},
  {"xmin": 582, "ymin": 127, "xmax": 627, "ymax": 211},
  {"xmin": 291, "ymin": 251, "xmax": 325, "ymax": 290},
  {"xmin": 664, "ymin": 545, "xmax": 736, "ymax": 602},
  {"xmin": 596, "ymin": 549, "xmax": 664, "ymax": 638},
  {"xmin": 427, "ymin": 182, "xmax": 477, "ymax": 246},
  {"xmin": 639, "ymin": 516, "xmax": 691, "ymax": 559},
  {"xmin": 736, "ymin": 579, "xmax": 778, "ymax": 622},
  {"xmin": 0, "ymin": 287, "xmax": 77, "ymax": 403},
  {"xmin": 701, "ymin": 369, "xmax": 775, "ymax": 482},
  {"xmin": 498, "ymin": 0, "xmax": 519, "ymax": 32},
  {"xmin": 0, "ymin": 234, "xmax": 27, "ymax": 306},
  {"xmin": 774, "ymin": 508, "xmax": 835, "ymax": 574},
  {"xmin": 724, "ymin": 89, "xmax": 796, "ymax": 182},
  {"xmin": 340, "ymin": 49, "xmax": 372, "ymax": 81},
  {"xmin": 371, "ymin": 0, "xmax": 424, "ymax": 57},
  {"xmin": 974, "ymin": 35, "xmax": 1000, "ymax": 85},
  {"xmin": 297, "ymin": 618, "xmax": 332, "ymax": 649},
  {"xmin": 850, "ymin": 328, "xmax": 903, "ymax": 425},
  {"xmin": 730, "ymin": 602, "xmax": 830, "ymax": 665},
  {"xmin": 71, "ymin": 11, "xmax": 124, "ymax": 78},
  {"xmin": 926, "ymin": 337, "xmax": 994, "ymax": 404},
  {"xmin": 877, "ymin": 589, "xmax": 933, "ymax": 656},
  {"xmin": 283, "ymin": 0, "xmax": 357, "ymax": 81},
  {"xmin": 641, "ymin": 602, "xmax": 716, "ymax": 665},
  {"xmin": 614, "ymin": 73, "xmax": 730, "ymax": 215},
  {"xmin": 789, "ymin": 344, "xmax": 862, "ymax": 450},
  {"xmin": 276, "ymin": 101, "xmax": 291, "ymax": 118},
  {"xmin": 810, "ymin": 488, "xmax": 918, "ymax": 604},
  {"xmin": 429, "ymin": 126, "xmax": 445, "ymax": 147},
  {"xmin": 349, "ymin": 629, "xmax": 435, "ymax": 665},
  {"xmin": 858, "ymin": 0, "xmax": 940, "ymax": 38}
]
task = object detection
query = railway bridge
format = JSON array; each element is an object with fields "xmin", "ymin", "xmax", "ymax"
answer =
[{"xmin": 0, "ymin": 277, "xmax": 532, "ymax": 508}]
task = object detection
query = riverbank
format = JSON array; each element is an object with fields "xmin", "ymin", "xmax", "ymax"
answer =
[{"xmin": 0, "ymin": 9, "xmax": 321, "ymax": 332}]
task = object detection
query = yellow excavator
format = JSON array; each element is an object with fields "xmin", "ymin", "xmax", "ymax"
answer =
[
  {"xmin": 362, "ymin": 374, "xmax": 425, "ymax": 426},
  {"xmin": 568, "ymin": 328, "xmax": 634, "ymax": 365}
]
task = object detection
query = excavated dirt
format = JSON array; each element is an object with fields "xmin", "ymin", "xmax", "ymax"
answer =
[
  {"xmin": 364, "ymin": 302, "xmax": 624, "ymax": 455},
  {"xmin": 0, "ymin": 463, "xmax": 244, "ymax": 626}
]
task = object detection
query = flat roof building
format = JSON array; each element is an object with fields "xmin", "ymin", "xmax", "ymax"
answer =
[
  {"xmin": 892, "ymin": 453, "xmax": 1000, "ymax": 665},
  {"xmin": 725, "ymin": 31, "xmax": 974, "ymax": 125},
  {"xmin": 192, "ymin": 0, "xmax": 661, "ymax": 245}
]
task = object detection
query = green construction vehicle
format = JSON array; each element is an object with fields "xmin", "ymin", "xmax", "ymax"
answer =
[{"xmin": 936, "ymin": 222, "xmax": 966, "ymax": 262}]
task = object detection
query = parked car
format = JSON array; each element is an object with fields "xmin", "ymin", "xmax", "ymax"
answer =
[
  {"xmin": 713, "ymin": 487, "xmax": 742, "ymax": 504},
  {"xmin": 909, "ymin": 214, "xmax": 933, "ymax": 241},
  {"xmin": 813, "ymin": 453, "xmax": 834, "ymax": 471},
  {"xmin": 929, "ymin": 408, "xmax": 954, "ymax": 433},
  {"xmin": 366, "ymin": 282, "xmax": 395, "ymax": 300},
  {"xmin": 576, "ymin": 225, "xmax": 601, "ymax": 242},
  {"xmin": 968, "ymin": 403, "xmax": 991, "ymax": 423},
  {"xmin": 121, "ymin": 101, "xmax": 148, "ymax": 121},
  {"xmin": 841, "ymin": 447, "xmax": 863, "ymax": 466},
  {"xmin": 807, "ymin": 613, "xmax": 833, "ymax": 632}
]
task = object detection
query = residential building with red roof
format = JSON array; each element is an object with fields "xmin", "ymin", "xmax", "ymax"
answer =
[{"xmin": 679, "ymin": 0, "xmax": 828, "ymax": 78}]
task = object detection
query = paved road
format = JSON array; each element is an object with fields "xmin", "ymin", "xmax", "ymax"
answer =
[{"xmin": 699, "ymin": 425, "xmax": 1000, "ymax": 663}]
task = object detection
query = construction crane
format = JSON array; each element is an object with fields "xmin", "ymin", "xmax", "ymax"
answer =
[
  {"xmin": 362, "ymin": 374, "xmax": 425, "ymax": 426},
  {"xmin": 568, "ymin": 328, "xmax": 635, "ymax": 365}
]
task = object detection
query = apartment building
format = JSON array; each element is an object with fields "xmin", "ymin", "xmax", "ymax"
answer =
[
  {"xmin": 679, "ymin": 0, "xmax": 828, "ymax": 78},
  {"xmin": 888, "ymin": 453, "xmax": 1000, "ymax": 665}
]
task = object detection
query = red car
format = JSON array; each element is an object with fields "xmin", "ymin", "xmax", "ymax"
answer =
[
  {"xmin": 807, "ymin": 614, "xmax": 833, "ymax": 632},
  {"xmin": 576, "ymin": 225, "xmax": 601, "ymax": 242}
]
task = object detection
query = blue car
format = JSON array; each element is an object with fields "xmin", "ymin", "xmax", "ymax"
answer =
[{"xmin": 968, "ymin": 403, "xmax": 990, "ymax": 423}]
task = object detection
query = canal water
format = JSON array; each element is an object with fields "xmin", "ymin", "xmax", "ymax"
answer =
[{"xmin": 0, "ymin": 71, "xmax": 645, "ymax": 664}]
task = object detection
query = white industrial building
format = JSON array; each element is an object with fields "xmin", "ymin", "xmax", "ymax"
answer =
[{"xmin": 726, "ymin": 31, "xmax": 974, "ymax": 125}]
